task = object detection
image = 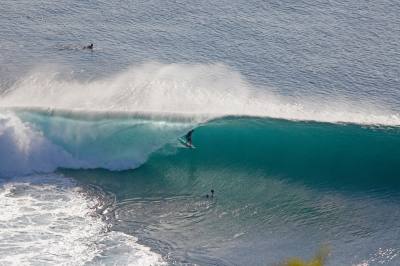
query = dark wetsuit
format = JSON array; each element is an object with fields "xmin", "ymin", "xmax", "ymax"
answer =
[
  {"xmin": 83, "ymin": 43, "xmax": 93, "ymax": 49},
  {"xmin": 185, "ymin": 130, "xmax": 194, "ymax": 145}
]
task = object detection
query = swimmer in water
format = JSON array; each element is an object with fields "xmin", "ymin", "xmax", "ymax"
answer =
[{"xmin": 83, "ymin": 43, "xmax": 93, "ymax": 50}]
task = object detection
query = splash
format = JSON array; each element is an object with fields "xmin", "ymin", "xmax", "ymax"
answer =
[
  {"xmin": 0, "ymin": 111, "xmax": 193, "ymax": 177},
  {"xmin": 0, "ymin": 112, "xmax": 79, "ymax": 176}
]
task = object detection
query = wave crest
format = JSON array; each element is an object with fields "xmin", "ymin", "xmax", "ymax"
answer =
[
  {"xmin": 1, "ymin": 62, "xmax": 399, "ymax": 125},
  {"xmin": 0, "ymin": 113, "xmax": 76, "ymax": 176}
]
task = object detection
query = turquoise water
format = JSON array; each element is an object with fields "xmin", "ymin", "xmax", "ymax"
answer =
[
  {"xmin": 1, "ymin": 0, "xmax": 400, "ymax": 265},
  {"xmin": 68, "ymin": 114, "xmax": 400, "ymax": 265},
  {"xmin": 1, "ymin": 111, "xmax": 399, "ymax": 265}
]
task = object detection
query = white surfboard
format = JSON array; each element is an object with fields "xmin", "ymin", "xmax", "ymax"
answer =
[{"xmin": 178, "ymin": 137, "xmax": 196, "ymax": 149}]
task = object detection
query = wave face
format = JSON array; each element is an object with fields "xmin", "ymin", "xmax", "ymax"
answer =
[
  {"xmin": 0, "ymin": 62, "xmax": 399, "ymax": 177},
  {"xmin": 1, "ymin": 67, "xmax": 400, "ymax": 265},
  {"xmin": 186, "ymin": 117, "xmax": 400, "ymax": 183},
  {"xmin": 0, "ymin": 111, "xmax": 194, "ymax": 176},
  {"xmin": 1, "ymin": 110, "xmax": 399, "ymax": 184},
  {"xmin": 55, "ymin": 114, "xmax": 400, "ymax": 265}
]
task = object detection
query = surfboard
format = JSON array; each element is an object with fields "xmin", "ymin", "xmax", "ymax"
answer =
[{"xmin": 178, "ymin": 137, "xmax": 196, "ymax": 149}]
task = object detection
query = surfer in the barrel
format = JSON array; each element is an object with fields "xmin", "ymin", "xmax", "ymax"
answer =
[{"xmin": 185, "ymin": 129, "xmax": 194, "ymax": 146}]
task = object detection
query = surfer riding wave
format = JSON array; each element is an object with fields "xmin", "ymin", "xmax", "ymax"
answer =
[{"xmin": 185, "ymin": 129, "xmax": 194, "ymax": 146}]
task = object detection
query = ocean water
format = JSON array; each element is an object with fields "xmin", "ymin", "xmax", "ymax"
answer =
[{"xmin": 1, "ymin": 0, "xmax": 400, "ymax": 265}]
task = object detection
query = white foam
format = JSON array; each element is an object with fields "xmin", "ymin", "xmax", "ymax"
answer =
[
  {"xmin": 0, "ymin": 174, "xmax": 165, "ymax": 265},
  {"xmin": 0, "ymin": 62, "xmax": 399, "ymax": 125},
  {"xmin": 0, "ymin": 111, "xmax": 194, "ymax": 176},
  {"xmin": 0, "ymin": 112, "xmax": 80, "ymax": 177}
]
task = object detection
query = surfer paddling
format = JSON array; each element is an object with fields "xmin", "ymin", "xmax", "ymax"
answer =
[{"xmin": 83, "ymin": 43, "xmax": 93, "ymax": 50}]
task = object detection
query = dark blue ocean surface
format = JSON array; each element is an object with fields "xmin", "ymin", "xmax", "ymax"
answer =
[
  {"xmin": 2, "ymin": 0, "xmax": 400, "ymax": 109},
  {"xmin": 1, "ymin": 0, "xmax": 400, "ymax": 265}
]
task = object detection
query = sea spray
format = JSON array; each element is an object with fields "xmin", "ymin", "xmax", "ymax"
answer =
[
  {"xmin": 0, "ymin": 112, "xmax": 78, "ymax": 176},
  {"xmin": 1, "ymin": 63, "xmax": 399, "ymax": 125}
]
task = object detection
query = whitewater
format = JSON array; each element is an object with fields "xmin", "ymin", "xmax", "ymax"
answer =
[
  {"xmin": 1, "ymin": 65, "xmax": 400, "ymax": 265},
  {"xmin": 1, "ymin": 62, "xmax": 399, "ymax": 176},
  {"xmin": 2, "ymin": 0, "xmax": 400, "ymax": 265}
]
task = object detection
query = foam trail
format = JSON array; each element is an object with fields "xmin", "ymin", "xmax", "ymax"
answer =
[
  {"xmin": 1, "ymin": 62, "xmax": 399, "ymax": 125},
  {"xmin": 0, "ymin": 174, "xmax": 165, "ymax": 265}
]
